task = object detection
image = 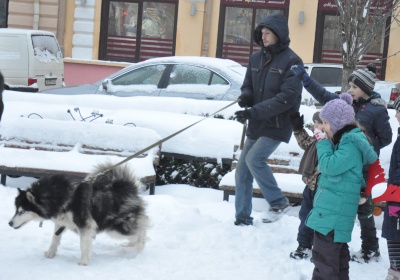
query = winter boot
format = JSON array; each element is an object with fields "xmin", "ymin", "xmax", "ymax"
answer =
[
  {"xmin": 234, "ymin": 220, "xmax": 253, "ymax": 226},
  {"xmin": 386, "ymin": 268, "xmax": 400, "ymax": 280},
  {"xmin": 262, "ymin": 197, "xmax": 290, "ymax": 223},
  {"xmin": 351, "ymin": 248, "xmax": 381, "ymax": 263},
  {"xmin": 290, "ymin": 245, "xmax": 312, "ymax": 260}
]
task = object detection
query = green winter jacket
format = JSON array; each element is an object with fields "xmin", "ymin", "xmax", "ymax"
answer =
[{"xmin": 306, "ymin": 125, "xmax": 377, "ymax": 243}]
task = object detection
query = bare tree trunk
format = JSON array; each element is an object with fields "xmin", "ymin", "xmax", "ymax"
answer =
[
  {"xmin": 335, "ymin": 0, "xmax": 400, "ymax": 90},
  {"xmin": 342, "ymin": 66, "xmax": 353, "ymax": 92}
]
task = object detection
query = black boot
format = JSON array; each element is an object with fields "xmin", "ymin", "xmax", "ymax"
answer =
[
  {"xmin": 290, "ymin": 244, "xmax": 312, "ymax": 260},
  {"xmin": 351, "ymin": 248, "xmax": 381, "ymax": 263}
]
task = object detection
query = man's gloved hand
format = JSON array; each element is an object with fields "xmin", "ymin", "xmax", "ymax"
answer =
[
  {"xmin": 237, "ymin": 94, "xmax": 252, "ymax": 108},
  {"xmin": 234, "ymin": 110, "xmax": 251, "ymax": 123},
  {"xmin": 389, "ymin": 205, "xmax": 400, "ymax": 217},
  {"xmin": 289, "ymin": 112, "xmax": 304, "ymax": 132},
  {"xmin": 314, "ymin": 128, "xmax": 327, "ymax": 141},
  {"xmin": 290, "ymin": 65, "xmax": 312, "ymax": 87}
]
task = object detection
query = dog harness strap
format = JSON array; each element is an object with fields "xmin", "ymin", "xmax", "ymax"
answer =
[{"xmin": 55, "ymin": 226, "xmax": 65, "ymax": 236}]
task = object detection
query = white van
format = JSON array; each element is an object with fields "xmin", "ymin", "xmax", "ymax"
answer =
[{"xmin": 0, "ymin": 28, "xmax": 64, "ymax": 92}]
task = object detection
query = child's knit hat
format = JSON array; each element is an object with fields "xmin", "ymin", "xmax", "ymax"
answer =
[
  {"xmin": 347, "ymin": 68, "xmax": 376, "ymax": 96},
  {"xmin": 319, "ymin": 92, "xmax": 355, "ymax": 134},
  {"xmin": 394, "ymin": 96, "xmax": 400, "ymax": 111}
]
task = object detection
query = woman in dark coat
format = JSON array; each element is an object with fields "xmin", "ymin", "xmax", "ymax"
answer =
[
  {"xmin": 0, "ymin": 71, "xmax": 4, "ymax": 122},
  {"xmin": 382, "ymin": 97, "xmax": 400, "ymax": 279}
]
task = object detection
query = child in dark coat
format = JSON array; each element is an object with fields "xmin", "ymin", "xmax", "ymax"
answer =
[
  {"xmin": 289, "ymin": 111, "xmax": 323, "ymax": 260},
  {"xmin": 382, "ymin": 97, "xmax": 400, "ymax": 280}
]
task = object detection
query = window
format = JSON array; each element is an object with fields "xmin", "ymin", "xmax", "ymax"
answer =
[
  {"xmin": 108, "ymin": 2, "xmax": 138, "ymax": 37},
  {"xmin": 317, "ymin": 11, "xmax": 388, "ymax": 78},
  {"xmin": 219, "ymin": 7, "xmax": 285, "ymax": 66},
  {"xmin": 31, "ymin": 35, "xmax": 63, "ymax": 62},
  {"xmin": 112, "ymin": 64, "xmax": 166, "ymax": 86},
  {"xmin": 0, "ymin": 0, "xmax": 7, "ymax": 28},
  {"xmin": 169, "ymin": 65, "xmax": 228, "ymax": 86},
  {"xmin": 210, "ymin": 74, "xmax": 228, "ymax": 85},
  {"xmin": 310, "ymin": 67, "xmax": 342, "ymax": 87},
  {"xmin": 100, "ymin": 1, "xmax": 177, "ymax": 63}
]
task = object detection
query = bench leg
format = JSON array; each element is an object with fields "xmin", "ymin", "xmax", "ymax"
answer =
[
  {"xmin": 1, "ymin": 174, "xmax": 6, "ymax": 186},
  {"xmin": 223, "ymin": 190, "xmax": 230, "ymax": 202},
  {"xmin": 149, "ymin": 182, "xmax": 155, "ymax": 195}
]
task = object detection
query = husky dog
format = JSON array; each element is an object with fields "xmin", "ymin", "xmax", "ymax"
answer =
[{"xmin": 8, "ymin": 162, "xmax": 149, "ymax": 265}]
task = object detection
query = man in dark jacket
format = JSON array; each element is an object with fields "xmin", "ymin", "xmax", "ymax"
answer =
[
  {"xmin": 0, "ymin": 71, "xmax": 4, "ymax": 123},
  {"xmin": 233, "ymin": 13, "xmax": 303, "ymax": 226}
]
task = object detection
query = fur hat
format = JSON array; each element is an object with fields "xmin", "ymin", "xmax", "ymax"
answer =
[
  {"xmin": 347, "ymin": 68, "xmax": 376, "ymax": 96},
  {"xmin": 320, "ymin": 92, "xmax": 355, "ymax": 134}
]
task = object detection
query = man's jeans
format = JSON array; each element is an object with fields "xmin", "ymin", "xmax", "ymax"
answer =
[{"xmin": 235, "ymin": 136, "xmax": 286, "ymax": 224}]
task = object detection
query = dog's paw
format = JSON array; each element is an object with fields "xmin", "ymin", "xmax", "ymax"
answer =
[
  {"xmin": 121, "ymin": 241, "xmax": 135, "ymax": 247},
  {"xmin": 78, "ymin": 256, "xmax": 90, "ymax": 266},
  {"xmin": 44, "ymin": 250, "xmax": 56, "ymax": 258},
  {"xmin": 78, "ymin": 260, "xmax": 89, "ymax": 266}
]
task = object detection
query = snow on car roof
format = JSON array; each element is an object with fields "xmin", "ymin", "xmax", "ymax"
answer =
[{"xmin": 122, "ymin": 56, "xmax": 246, "ymax": 84}]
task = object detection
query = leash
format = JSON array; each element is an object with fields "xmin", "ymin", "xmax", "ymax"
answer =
[
  {"xmin": 239, "ymin": 106, "xmax": 248, "ymax": 150},
  {"xmin": 82, "ymin": 100, "xmax": 239, "ymax": 183}
]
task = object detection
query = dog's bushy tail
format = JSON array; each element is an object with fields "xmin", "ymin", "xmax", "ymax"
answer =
[{"xmin": 87, "ymin": 161, "xmax": 146, "ymax": 193}]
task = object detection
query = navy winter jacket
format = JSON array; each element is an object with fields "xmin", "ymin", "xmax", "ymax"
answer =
[
  {"xmin": 0, "ymin": 71, "xmax": 4, "ymax": 122},
  {"xmin": 240, "ymin": 13, "xmax": 303, "ymax": 143},
  {"xmin": 382, "ymin": 127, "xmax": 400, "ymax": 240},
  {"xmin": 305, "ymin": 80, "xmax": 392, "ymax": 156}
]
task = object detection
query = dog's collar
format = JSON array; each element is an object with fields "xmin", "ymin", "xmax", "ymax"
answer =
[{"xmin": 55, "ymin": 226, "xmax": 66, "ymax": 236}]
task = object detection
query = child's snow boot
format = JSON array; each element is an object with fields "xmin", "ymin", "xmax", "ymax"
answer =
[{"xmin": 290, "ymin": 245, "xmax": 312, "ymax": 260}]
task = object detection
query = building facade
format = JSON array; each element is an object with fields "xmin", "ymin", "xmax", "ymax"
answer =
[{"xmin": 5, "ymin": 0, "xmax": 400, "ymax": 81}]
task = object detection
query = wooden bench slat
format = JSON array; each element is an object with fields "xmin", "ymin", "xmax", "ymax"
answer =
[{"xmin": 0, "ymin": 118, "xmax": 162, "ymax": 195}]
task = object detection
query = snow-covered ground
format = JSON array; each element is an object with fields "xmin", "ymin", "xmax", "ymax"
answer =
[
  {"xmin": 0, "ymin": 90, "xmax": 396, "ymax": 279},
  {"xmin": 0, "ymin": 177, "xmax": 388, "ymax": 280}
]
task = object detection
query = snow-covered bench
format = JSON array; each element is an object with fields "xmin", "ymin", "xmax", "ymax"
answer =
[
  {"xmin": 0, "ymin": 117, "xmax": 162, "ymax": 194},
  {"xmin": 219, "ymin": 170, "xmax": 305, "ymax": 204},
  {"xmin": 218, "ymin": 145, "xmax": 304, "ymax": 204},
  {"xmin": 219, "ymin": 170, "xmax": 389, "ymax": 210}
]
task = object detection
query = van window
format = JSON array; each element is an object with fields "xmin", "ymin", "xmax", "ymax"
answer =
[
  {"xmin": 31, "ymin": 35, "xmax": 63, "ymax": 62},
  {"xmin": 310, "ymin": 67, "xmax": 342, "ymax": 87}
]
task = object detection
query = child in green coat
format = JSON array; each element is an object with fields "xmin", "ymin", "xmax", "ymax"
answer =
[{"xmin": 306, "ymin": 92, "xmax": 378, "ymax": 280}]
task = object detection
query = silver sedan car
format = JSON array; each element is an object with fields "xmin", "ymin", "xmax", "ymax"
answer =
[{"xmin": 41, "ymin": 56, "xmax": 246, "ymax": 101}]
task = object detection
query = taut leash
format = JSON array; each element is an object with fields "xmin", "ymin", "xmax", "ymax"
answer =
[
  {"xmin": 239, "ymin": 105, "xmax": 248, "ymax": 150},
  {"xmin": 83, "ymin": 100, "xmax": 239, "ymax": 183}
]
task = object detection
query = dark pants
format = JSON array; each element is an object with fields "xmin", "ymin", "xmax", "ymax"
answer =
[
  {"xmin": 388, "ymin": 240, "xmax": 400, "ymax": 270},
  {"xmin": 358, "ymin": 170, "xmax": 379, "ymax": 251},
  {"xmin": 358, "ymin": 214, "xmax": 379, "ymax": 250},
  {"xmin": 297, "ymin": 186, "xmax": 315, "ymax": 247},
  {"xmin": 312, "ymin": 231, "xmax": 350, "ymax": 280}
]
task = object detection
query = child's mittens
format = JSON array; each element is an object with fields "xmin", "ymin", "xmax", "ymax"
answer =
[
  {"xmin": 314, "ymin": 128, "xmax": 327, "ymax": 141},
  {"xmin": 389, "ymin": 205, "xmax": 400, "ymax": 217}
]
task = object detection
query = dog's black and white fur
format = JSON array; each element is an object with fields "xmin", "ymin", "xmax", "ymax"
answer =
[{"xmin": 8, "ymin": 162, "xmax": 149, "ymax": 265}]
